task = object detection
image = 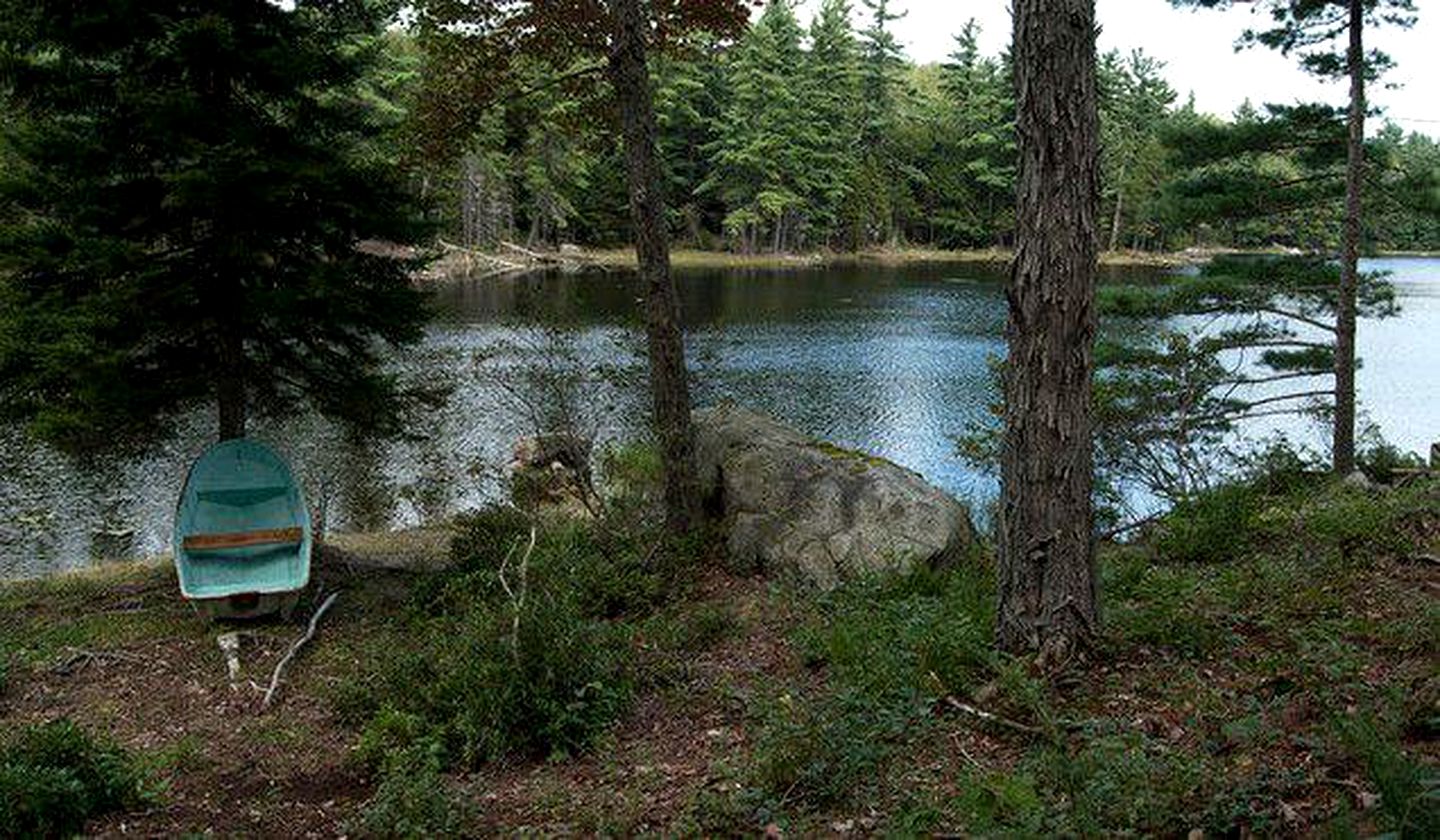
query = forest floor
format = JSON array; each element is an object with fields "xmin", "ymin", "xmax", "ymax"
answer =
[{"xmin": 1, "ymin": 481, "xmax": 1437, "ymax": 837}]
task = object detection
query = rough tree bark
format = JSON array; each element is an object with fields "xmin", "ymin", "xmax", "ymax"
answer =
[
  {"xmin": 608, "ymin": 0, "xmax": 703, "ymax": 534},
  {"xmin": 216, "ymin": 330, "xmax": 247, "ymax": 440},
  {"xmin": 998, "ymin": 0, "xmax": 1101, "ymax": 660},
  {"xmin": 1333, "ymin": 0, "xmax": 1364, "ymax": 476}
]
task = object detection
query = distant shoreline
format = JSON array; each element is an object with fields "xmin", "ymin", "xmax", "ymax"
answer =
[
  {"xmin": 583, "ymin": 246, "xmax": 1193, "ymax": 270},
  {"xmin": 511, "ymin": 246, "xmax": 1440, "ymax": 273},
  {"xmin": 417, "ymin": 242, "xmax": 1439, "ymax": 280}
]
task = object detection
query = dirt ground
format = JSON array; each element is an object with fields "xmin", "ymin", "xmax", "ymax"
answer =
[{"xmin": 1, "ymin": 558, "xmax": 807, "ymax": 837}]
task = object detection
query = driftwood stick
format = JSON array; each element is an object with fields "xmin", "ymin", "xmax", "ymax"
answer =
[
  {"xmin": 499, "ymin": 240, "xmax": 560, "ymax": 262},
  {"xmin": 261, "ymin": 591, "xmax": 340, "ymax": 710}
]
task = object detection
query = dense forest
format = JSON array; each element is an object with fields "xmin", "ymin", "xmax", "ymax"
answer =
[{"xmin": 379, "ymin": 0, "xmax": 1440, "ymax": 254}]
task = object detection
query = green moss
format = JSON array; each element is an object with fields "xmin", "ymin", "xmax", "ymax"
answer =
[{"xmin": 807, "ymin": 440, "xmax": 898, "ymax": 471}]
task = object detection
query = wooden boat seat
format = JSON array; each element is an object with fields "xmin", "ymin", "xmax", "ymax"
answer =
[
  {"xmin": 197, "ymin": 486, "xmax": 290, "ymax": 507},
  {"xmin": 182, "ymin": 527, "xmax": 304, "ymax": 552}
]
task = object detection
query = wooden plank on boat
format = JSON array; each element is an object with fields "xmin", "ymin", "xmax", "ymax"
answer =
[{"xmin": 182, "ymin": 527, "xmax": 303, "ymax": 551}]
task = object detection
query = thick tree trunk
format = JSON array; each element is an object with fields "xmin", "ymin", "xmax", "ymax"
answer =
[
  {"xmin": 1334, "ymin": 0, "xmax": 1364, "ymax": 476},
  {"xmin": 998, "ymin": 0, "xmax": 1101, "ymax": 661},
  {"xmin": 609, "ymin": 0, "xmax": 703, "ymax": 534},
  {"xmin": 216, "ymin": 331, "xmax": 247, "ymax": 440}
]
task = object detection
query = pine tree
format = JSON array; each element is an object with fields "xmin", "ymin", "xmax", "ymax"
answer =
[
  {"xmin": 0, "ymin": 0, "xmax": 430, "ymax": 451},
  {"xmin": 1097, "ymin": 256, "xmax": 1399, "ymax": 501},
  {"xmin": 804, "ymin": 0, "xmax": 863, "ymax": 247},
  {"xmin": 1170, "ymin": 0, "xmax": 1419, "ymax": 474},
  {"xmin": 1098, "ymin": 50, "xmax": 1177, "ymax": 251},
  {"xmin": 513, "ymin": 61, "xmax": 596, "ymax": 249},
  {"xmin": 1000, "ymin": 0, "xmax": 1101, "ymax": 660},
  {"xmin": 1161, "ymin": 103, "xmax": 1349, "ymax": 249},
  {"xmin": 609, "ymin": 0, "xmax": 717, "ymax": 533},
  {"xmin": 702, "ymin": 0, "xmax": 813, "ymax": 253},
  {"xmin": 854, "ymin": 0, "xmax": 908, "ymax": 246},
  {"xmin": 408, "ymin": 0, "xmax": 749, "ymax": 535},
  {"xmin": 653, "ymin": 42, "xmax": 727, "ymax": 245},
  {"xmin": 933, "ymin": 19, "xmax": 1016, "ymax": 247}
]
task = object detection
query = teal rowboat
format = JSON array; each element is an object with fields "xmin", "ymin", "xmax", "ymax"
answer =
[{"xmin": 173, "ymin": 438, "xmax": 311, "ymax": 620}]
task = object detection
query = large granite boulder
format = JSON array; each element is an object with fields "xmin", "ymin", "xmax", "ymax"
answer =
[{"xmin": 694, "ymin": 404, "xmax": 978, "ymax": 589}]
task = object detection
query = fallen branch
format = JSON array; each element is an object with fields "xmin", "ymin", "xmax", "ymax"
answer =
[
  {"xmin": 51, "ymin": 647, "xmax": 149, "ymax": 676},
  {"xmin": 261, "ymin": 591, "xmax": 340, "ymax": 711},
  {"xmin": 941, "ymin": 695, "xmax": 1046, "ymax": 737},
  {"xmin": 1099, "ymin": 511, "xmax": 1166, "ymax": 542},
  {"xmin": 433, "ymin": 239, "xmax": 529, "ymax": 273},
  {"xmin": 499, "ymin": 240, "xmax": 560, "ymax": 262}
]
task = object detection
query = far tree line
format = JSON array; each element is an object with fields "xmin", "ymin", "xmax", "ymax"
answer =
[{"xmin": 391, "ymin": 0, "xmax": 1439, "ymax": 256}]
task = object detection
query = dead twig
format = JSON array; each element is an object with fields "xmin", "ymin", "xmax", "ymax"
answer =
[
  {"xmin": 940, "ymin": 695, "xmax": 1046, "ymax": 737},
  {"xmin": 948, "ymin": 730, "xmax": 985, "ymax": 771},
  {"xmin": 498, "ymin": 526, "xmax": 538, "ymax": 661},
  {"xmin": 1099, "ymin": 511, "xmax": 1167, "ymax": 542},
  {"xmin": 261, "ymin": 591, "xmax": 340, "ymax": 711}
]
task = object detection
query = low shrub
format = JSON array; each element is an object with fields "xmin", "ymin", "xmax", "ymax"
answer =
[
  {"xmin": 1103, "ymin": 560, "xmax": 1232, "ymax": 656},
  {"xmin": 747, "ymin": 687, "xmax": 907, "ymax": 811},
  {"xmin": 1152, "ymin": 449, "xmax": 1433, "ymax": 567},
  {"xmin": 1292, "ymin": 485, "xmax": 1416, "ymax": 560},
  {"xmin": 340, "ymin": 504, "xmax": 693, "ymax": 771},
  {"xmin": 349, "ymin": 744, "xmax": 469, "ymax": 839},
  {"xmin": 746, "ymin": 564, "xmax": 997, "ymax": 812},
  {"xmin": 348, "ymin": 591, "xmax": 634, "ymax": 767},
  {"xmin": 1357, "ymin": 439, "xmax": 1427, "ymax": 485},
  {"xmin": 1026, "ymin": 732, "xmax": 1208, "ymax": 836},
  {"xmin": 797, "ymin": 563, "xmax": 995, "ymax": 702},
  {"xmin": 1333, "ymin": 715, "xmax": 1440, "ymax": 838},
  {"xmin": 634, "ymin": 603, "xmax": 740, "ymax": 688},
  {"xmin": 938, "ymin": 768, "xmax": 1048, "ymax": 835},
  {"xmin": 0, "ymin": 719, "xmax": 150, "ymax": 837},
  {"xmin": 1153, "ymin": 481, "xmax": 1272, "ymax": 564}
]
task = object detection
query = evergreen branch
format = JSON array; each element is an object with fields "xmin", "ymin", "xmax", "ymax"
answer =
[{"xmin": 1185, "ymin": 304, "xmax": 1336, "ymax": 332}]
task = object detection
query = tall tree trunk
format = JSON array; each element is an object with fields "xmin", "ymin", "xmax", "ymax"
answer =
[
  {"xmin": 609, "ymin": 0, "xmax": 703, "ymax": 534},
  {"xmin": 1334, "ymin": 0, "xmax": 1364, "ymax": 476},
  {"xmin": 1108, "ymin": 163, "xmax": 1126, "ymax": 252},
  {"xmin": 998, "ymin": 0, "xmax": 1101, "ymax": 661},
  {"xmin": 216, "ymin": 330, "xmax": 247, "ymax": 440}
]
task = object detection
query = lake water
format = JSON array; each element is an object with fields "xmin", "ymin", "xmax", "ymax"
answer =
[{"xmin": 3, "ymin": 257, "xmax": 1437, "ymax": 579}]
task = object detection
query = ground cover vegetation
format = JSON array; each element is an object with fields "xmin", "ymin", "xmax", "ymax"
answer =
[{"xmin": 0, "ymin": 451, "xmax": 1435, "ymax": 835}]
